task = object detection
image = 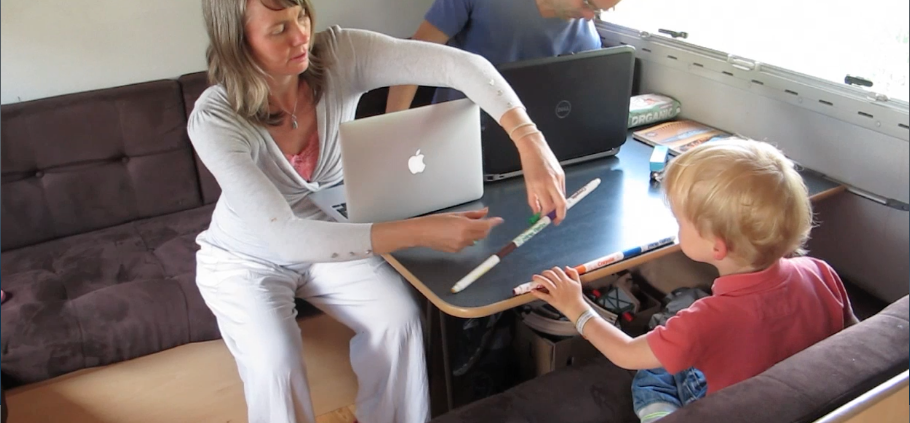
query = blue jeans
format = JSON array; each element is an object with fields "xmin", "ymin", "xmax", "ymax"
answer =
[{"xmin": 631, "ymin": 367, "xmax": 707, "ymax": 422}]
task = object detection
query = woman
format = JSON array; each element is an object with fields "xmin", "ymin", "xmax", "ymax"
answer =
[{"xmin": 190, "ymin": 1, "xmax": 568, "ymax": 422}]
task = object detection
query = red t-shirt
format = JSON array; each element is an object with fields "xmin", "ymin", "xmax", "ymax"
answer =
[{"xmin": 647, "ymin": 257, "xmax": 855, "ymax": 394}]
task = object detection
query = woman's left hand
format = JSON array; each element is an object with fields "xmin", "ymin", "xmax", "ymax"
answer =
[{"xmin": 516, "ymin": 133, "xmax": 567, "ymax": 224}]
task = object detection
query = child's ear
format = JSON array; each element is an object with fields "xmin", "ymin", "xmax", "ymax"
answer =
[{"xmin": 712, "ymin": 237, "xmax": 728, "ymax": 261}]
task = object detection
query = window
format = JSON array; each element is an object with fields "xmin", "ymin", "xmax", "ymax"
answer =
[{"xmin": 598, "ymin": 0, "xmax": 909, "ymax": 103}]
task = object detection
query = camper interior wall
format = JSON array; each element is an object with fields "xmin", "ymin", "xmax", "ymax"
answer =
[
  {"xmin": 598, "ymin": 26, "xmax": 910, "ymax": 303},
  {"xmin": 0, "ymin": 0, "xmax": 433, "ymax": 105}
]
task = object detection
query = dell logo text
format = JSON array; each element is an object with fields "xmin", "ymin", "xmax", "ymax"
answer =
[{"xmin": 555, "ymin": 100, "xmax": 571, "ymax": 119}]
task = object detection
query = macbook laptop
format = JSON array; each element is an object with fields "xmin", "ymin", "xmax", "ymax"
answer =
[
  {"xmin": 309, "ymin": 98, "xmax": 484, "ymax": 223},
  {"xmin": 480, "ymin": 45, "xmax": 636, "ymax": 181}
]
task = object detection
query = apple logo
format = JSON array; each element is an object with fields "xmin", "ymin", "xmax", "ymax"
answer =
[{"xmin": 408, "ymin": 149, "xmax": 426, "ymax": 175}]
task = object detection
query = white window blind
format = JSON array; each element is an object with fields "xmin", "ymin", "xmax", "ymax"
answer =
[{"xmin": 598, "ymin": 0, "xmax": 909, "ymax": 103}]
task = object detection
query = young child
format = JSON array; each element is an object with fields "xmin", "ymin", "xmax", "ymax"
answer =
[{"xmin": 529, "ymin": 138, "xmax": 858, "ymax": 422}]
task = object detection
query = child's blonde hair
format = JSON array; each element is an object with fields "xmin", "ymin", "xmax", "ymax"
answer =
[{"xmin": 662, "ymin": 138, "xmax": 813, "ymax": 269}]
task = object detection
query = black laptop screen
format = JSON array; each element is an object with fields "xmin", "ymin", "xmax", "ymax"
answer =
[{"xmin": 479, "ymin": 45, "xmax": 636, "ymax": 179}]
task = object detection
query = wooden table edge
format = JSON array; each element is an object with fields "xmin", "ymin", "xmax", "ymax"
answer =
[{"xmin": 385, "ymin": 184, "xmax": 846, "ymax": 319}]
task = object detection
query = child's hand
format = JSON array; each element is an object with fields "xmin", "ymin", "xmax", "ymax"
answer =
[{"xmin": 530, "ymin": 266, "xmax": 590, "ymax": 322}]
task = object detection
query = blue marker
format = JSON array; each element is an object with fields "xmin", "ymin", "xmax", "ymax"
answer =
[{"xmin": 512, "ymin": 236, "xmax": 678, "ymax": 295}]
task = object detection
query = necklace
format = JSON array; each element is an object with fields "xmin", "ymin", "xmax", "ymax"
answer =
[
  {"xmin": 273, "ymin": 85, "xmax": 300, "ymax": 129},
  {"xmin": 278, "ymin": 97, "xmax": 299, "ymax": 129},
  {"xmin": 274, "ymin": 80, "xmax": 310, "ymax": 129}
]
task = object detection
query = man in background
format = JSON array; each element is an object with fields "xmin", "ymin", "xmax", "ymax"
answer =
[{"xmin": 386, "ymin": 0, "xmax": 623, "ymax": 112}]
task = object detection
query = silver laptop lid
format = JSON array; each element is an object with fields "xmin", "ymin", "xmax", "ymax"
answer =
[{"xmin": 338, "ymin": 98, "xmax": 484, "ymax": 223}]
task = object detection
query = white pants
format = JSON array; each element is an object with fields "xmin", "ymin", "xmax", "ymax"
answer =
[{"xmin": 195, "ymin": 241, "xmax": 430, "ymax": 423}]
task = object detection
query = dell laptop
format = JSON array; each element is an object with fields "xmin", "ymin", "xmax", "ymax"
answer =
[{"xmin": 481, "ymin": 45, "xmax": 636, "ymax": 181}]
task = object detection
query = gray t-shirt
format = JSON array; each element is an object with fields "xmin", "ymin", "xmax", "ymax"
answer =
[{"xmin": 188, "ymin": 26, "xmax": 523, "ymax": 266}]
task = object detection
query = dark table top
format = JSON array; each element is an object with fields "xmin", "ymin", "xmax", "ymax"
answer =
[{"xmin": 384, "ymin": 136, "xmax": 844, "ymax": 318}]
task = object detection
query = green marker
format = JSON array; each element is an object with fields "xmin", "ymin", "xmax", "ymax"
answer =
[{"xmin": 528, "ymin": 212, "xmax": 541, "ymax": 225}]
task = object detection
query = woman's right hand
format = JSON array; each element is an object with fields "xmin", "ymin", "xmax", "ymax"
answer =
[
  {"xmin": 413, "ymin": 208, "xmax": 504, "ymax": 253},
  {"xmin": 371, "ymin": 208, "xmax": 504, "ymax": 255}
]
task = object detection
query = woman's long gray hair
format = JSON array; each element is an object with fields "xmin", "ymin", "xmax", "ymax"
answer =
[{"xmin": 202, "ymin": 0, "xmax": 328, "ymax": 126}]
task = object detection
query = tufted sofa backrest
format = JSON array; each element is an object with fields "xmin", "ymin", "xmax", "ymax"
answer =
[{"xmin": 1, "ymin": 79, "xmax": 204, "ymax": 251}]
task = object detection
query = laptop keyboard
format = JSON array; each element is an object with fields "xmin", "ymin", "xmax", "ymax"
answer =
[{"xmin": 332, "ymin": 203, "xmax": 348, "ymax": 219}]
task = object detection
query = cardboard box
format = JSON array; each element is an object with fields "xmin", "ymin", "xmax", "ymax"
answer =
[
  {"xmin": 513, "ymin": 321, "xmax": 602, "ymax": 380},
  {"xmin": 512, "ymin": 286, "xmax": 664, "ymax": 380},
  {"xmin": 620, "ymin": 288, "xmax": 663, "ymax": 337}
]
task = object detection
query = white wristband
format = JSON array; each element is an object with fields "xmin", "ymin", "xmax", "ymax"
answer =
[{"xmin": 575, "ymin": 307, "xmax": 597, "ymax": 335}]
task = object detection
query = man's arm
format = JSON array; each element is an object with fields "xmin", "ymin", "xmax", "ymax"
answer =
[
  {"xmin": 536, "ymin": 0, "xmax": 625, "ymax": 20},
  {"xmin": 385, "ymin": 21, "xmax": 451, "ymax": 113}
]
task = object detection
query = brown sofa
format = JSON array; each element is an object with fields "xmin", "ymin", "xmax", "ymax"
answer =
[
  {"xmin": 0, "ymin": 71, "xmax": 435, "ymax": 421},
  {"xmin": 429, "ymin": 295, "xmax": 910, "ymax": 423},
  {"xmin": 1, "ymin": 76, "xmax": 221, "ymax": 391}
]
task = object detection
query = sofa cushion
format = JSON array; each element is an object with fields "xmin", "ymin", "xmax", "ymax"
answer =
[
  {"xmin": 1, "ymin": 80, "xmax": 203, "ymax": 251},
  {"xmin": 177, "ymin": 71, "xmax": 221, "ymax": 206},
  {"xmin": 0, "ymin": 205, "xmax": 219, "ymax": 388},
  {"xmin": 430, "ymin": 357, "xmax": 639, "ymax": 423},
  {"xmin": 1, "ymin": 384, "xmax": 6, "ymax": 423},
  {"xmin": 658, "ymin": 295, "xmax": 909, "ymax": 423}
]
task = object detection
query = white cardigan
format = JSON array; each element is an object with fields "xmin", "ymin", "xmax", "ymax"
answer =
[{"xmin": 188, "ymin": 25, "xmax": 523, "ymax": 266}]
